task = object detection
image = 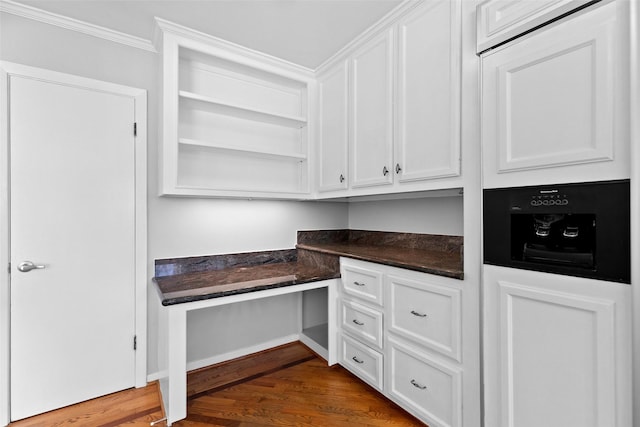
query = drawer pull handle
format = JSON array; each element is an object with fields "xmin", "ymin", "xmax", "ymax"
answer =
[
  {"xmin": 352, "ymin": 319, "xmax": 364, "ymax": 326},
  {"xmin": 411, "ymin": 310, "xmax": 427, "ymax": 318},
  {"xmin": 352, "ymin": 356, "xmax": 364, "ymax": 364},
  {"xmin": 353, "ymin": 281, "xmax": 365, "ymax": 287},
  {"xmin": 411, "ymin": 379, "xmax": 427, "ymax": 390}
]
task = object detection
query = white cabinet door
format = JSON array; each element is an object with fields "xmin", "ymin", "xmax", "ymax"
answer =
[
  {"xmin": 476, "ymin": 0, "xmax": 591, "ymax": 53},
  {"xmin": 395, "ymin": 0, "xmax": 461, "ymax": 183},
  {"xmin": 481, "ymin": 2, "xmax": 629, "ymax": 188},
  {"xmin": 317, "ymin": 61, "xmax": 349, "ymax": 192},
  {"xmin": 483, "ymin": 265, "xmax": 632, "ymax": 427},
  {"xmin": 350, "ymin": 28, "xmax": 394, "ymax": 189}
]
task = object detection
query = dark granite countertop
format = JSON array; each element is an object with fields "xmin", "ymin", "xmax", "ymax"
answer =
[
  {"xmin": 154, "ymin": 230, "xmax": 463, "ymax": 306},
  {"xmin": 297, "ymin": 230, "xmax": 463, "ymax": 280},
  {"xmin": 154, "ymin": 249, "xmax": 340, "ymax": 306}
]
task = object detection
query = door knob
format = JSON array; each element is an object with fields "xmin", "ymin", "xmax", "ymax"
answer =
[{"xmin": 17, "ymin": 261, "xmax": 46, "ymax": 273}]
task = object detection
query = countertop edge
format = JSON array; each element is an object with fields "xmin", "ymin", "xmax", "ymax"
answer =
[{"xmin": 295, "ymin": 243, "xmax": 464, "ymax": 280}]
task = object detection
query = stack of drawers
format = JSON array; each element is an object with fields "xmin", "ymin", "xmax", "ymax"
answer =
[
  {"xmin": 339, "ymin": 261, "xmax": 384, "ymax": 390},
  {"xmin": 338, "ymin": 258, "xmax": 464, "ymax": 427}
]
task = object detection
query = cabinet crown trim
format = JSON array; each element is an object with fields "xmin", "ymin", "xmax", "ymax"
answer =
[
  {"xmin": 154, "ymin": 17, "xmax": 315, "ymax": 79},
  {"xmin": 315, "ymin": 0, "xmax": 423, "ymax": 75}
]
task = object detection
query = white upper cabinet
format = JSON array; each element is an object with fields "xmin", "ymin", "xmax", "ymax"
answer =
[
  {"xmin": 477, "ymin": 0, "xmax": 591, "ymax": 53},
  {"xmin": 350, "ymin": 28, "xmax": 395, "ymax": 189},
  {"xmin": 317, "ymin": 60, "xmax": 349, "ymax": 193},
  {"xmin": 481, "ymin": 1, "xmax": 630, "ymax": 188},
  {"xmin": 315, "ymin": 0, "xmax": 463, "ymax": 198},
  {"xmin": 156, "ymin": 20, "xmax": 315, "ymax": 199},
  {"xmin": 395, "ymin": 0, "xmax": 461, "ymax": 183}
]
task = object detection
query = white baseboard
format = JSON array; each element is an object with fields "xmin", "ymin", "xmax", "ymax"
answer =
[{"xmin": 147, "ymin": 333, "xmax": 300, "ymax": 383}]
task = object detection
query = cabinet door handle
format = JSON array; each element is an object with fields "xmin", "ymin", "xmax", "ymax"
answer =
[
  {"xmin": 353, "ymin": 281, "xmax": 365, "ymax": 287},
  {"xmin": 410, "ymin": 379, "xmax": 427, "ymax": 390},
  {"xmin": 339, "ymin": 174, "xmax": 345, "ymax": 183},
  {"xmin": 382, "ymin": 166, "xmax": 389, "ymax": 176},
  {"xmin": 352, "ymin": 319, "xmax": 364, "ymax": 326},
  {"xmin": 352, "ymin": 356, "xmax": 364, "ymax": 364},
  {"xmin": 395, "ymin": 163, "xmax": 402, "ymax": 174},
  {"xmin": 411, "ymin": 310, "xmax": 427, "ymax": 318}
]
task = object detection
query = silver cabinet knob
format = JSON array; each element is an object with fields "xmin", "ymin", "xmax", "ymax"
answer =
[
  {"xmin": 395, "ymin": 163, "xmax": 402, "ymax": 174},
  {"xmin": 17, "ymin": 261, "xmax": 46, "ymax": 273},
  {"xmin": 339, "ymin": 174, "xmax": 345, "ymax": 183},
  {"xmin": 382, "ymin": 166, "xmax": 389, "ymax": 176}
]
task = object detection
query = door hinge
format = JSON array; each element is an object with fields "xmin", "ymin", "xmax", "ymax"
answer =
[
  {"xmin": 7, "ymin": 262, "xmax": 11, "ymax": 274},
  {"xmin": 134, "ymin": 335, "xmax": 137, "ymax": 351},
  {"xmin": 133, "ymin": 122, "xmax": 137, "ymax": 137}
]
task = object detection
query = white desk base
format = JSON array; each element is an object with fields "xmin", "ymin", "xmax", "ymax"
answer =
[{"xmin": 157, "ymin": 279, "xmax": 339, "ymax": 425}]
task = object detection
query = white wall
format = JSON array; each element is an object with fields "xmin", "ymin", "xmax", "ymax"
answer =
[
  {"xmin": 0, "ymin": 12, "xmax": 349, "ymax": 376},
  {"xmin": 348, "ymin": 196, "xmax": 464, "ymax": 236}
]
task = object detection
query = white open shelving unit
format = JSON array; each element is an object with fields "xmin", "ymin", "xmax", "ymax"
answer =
[{"xmin": 156, "ymin": 19, "xmax": 316, "ymax": 198}]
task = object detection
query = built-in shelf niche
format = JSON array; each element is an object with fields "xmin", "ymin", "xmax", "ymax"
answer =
[{"xmin": 158, "ymin": 23, "xmax": 314, "ymax": 198}]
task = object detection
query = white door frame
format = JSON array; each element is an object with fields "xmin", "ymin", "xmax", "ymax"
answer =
[{"xmin": 0, "ymin": 61, "xmax": 147, "ymax": 425}]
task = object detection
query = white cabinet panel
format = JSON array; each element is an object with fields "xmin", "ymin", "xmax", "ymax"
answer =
[
  {"xmin": 395, "ymin": 0, "xmax": 461, "ymax": 183},
  {"xmin": 387, "ymin": 336, "xmax": 462, "ymax": 427},
  {"xmin": 483, "ymin": 265, "xmax": 632, "ymax": 427},
  {"xmin": 387, "ymin": 274, "xmax": 461, "ymax": 362},
  {"xmin": 341, "ymin": 261, "xmax": 384, "ymax": 306},
  {"xmin": 481, "ymin": 2, "xmax": 629, "ymax": 188},
  {"xmin": 340, "ymin": 299, "xmax": 383, "ymax": 349},
  {"xmin": 340, "ymin": 333, "xmax": 384, "ymax": 391},
  {"xmin": 477, "ymin": 0, "xmax": 591, "ymax": 53},
  {"xmin": 317, "ymin": 61, "xmax": 349, "ymax": 192},
  {"xmin": 350, "ymin": 29, "xmax": 394, "ymax": 189}
]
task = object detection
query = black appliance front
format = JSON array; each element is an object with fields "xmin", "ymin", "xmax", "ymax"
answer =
[{"xmin": 483, "ymin": 180, "xmax": 630, "ymax": 284}]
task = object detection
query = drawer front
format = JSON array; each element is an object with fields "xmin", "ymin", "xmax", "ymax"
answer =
[
  {"xmin": 387, "ymin": 336, "xmax": 462, "ymax": 427},
  {"xmin": 340, "ymin": 334, "xmax": 383, "ymax": 391},
  {"xmin": 388, "ymin": 274, "xmax": 461, "ymax": 361},
  {"xmin": 341, "ymin": 263, "xmax": 383, "ymax": 306},
  {"xmin": 341, "ymin": 299, "xmax": 383, "ymax": 349}
]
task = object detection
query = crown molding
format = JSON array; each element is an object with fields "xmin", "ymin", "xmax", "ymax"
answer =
[
  {"xmin": 154, "ymin": 17, "xmax": 315, "ymax": 79},
  {"xmin": 0, "ymin": 0, "xmax": 157, "ymax": 53},
  {"xmin": 315, "ymin": 0, "xmax": 423, "ymax": 75}
]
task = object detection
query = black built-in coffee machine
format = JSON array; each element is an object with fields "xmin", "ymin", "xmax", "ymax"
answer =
[{"xmin": 483, "ymin": 180, "xmax": 630, "ymax": 284}]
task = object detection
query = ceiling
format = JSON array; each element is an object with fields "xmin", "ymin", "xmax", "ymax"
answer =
[{"xmin": 15, "ymin": 0, "xmax": 404, "ymax": 69}]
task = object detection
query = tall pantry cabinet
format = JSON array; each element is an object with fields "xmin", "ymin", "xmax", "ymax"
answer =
[{"xmin": 478, "ymin": 1, "xmax": 633, "ymax": 426}]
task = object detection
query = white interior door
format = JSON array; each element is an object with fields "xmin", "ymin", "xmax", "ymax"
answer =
[{"xmin": 9, "ymin": 74, "xmax": 136, "ymax": 421}]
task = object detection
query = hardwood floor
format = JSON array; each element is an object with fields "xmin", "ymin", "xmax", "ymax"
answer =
[
  {"xmin": 8, "ymin": 381, "xmax": 165, "ymax": 427},
  {"xmin": 9, "ymin": 342, "xmax": 424, "ymax": 426},
  {"xmin": 178, "ymin": 342, "xmax": 423, "ymax": 426}
]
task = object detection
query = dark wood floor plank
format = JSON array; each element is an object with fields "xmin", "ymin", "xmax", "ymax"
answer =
[{"xmin": 187, "ymin": 342, "xmax": 315, "ymax": 398}]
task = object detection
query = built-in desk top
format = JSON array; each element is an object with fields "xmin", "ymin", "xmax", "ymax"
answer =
[{"xmin": 153, "ymin": 230, "xmax": 463, "ymax": 306}]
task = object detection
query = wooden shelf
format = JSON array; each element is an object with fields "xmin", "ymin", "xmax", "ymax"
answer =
[
  {"xmin": 179, "ymin": 138, "xmax": 307, "ymax": 161},
  {"xmin": 179, "ymin": 91, "xmax": 307, "ymax": 129}
]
